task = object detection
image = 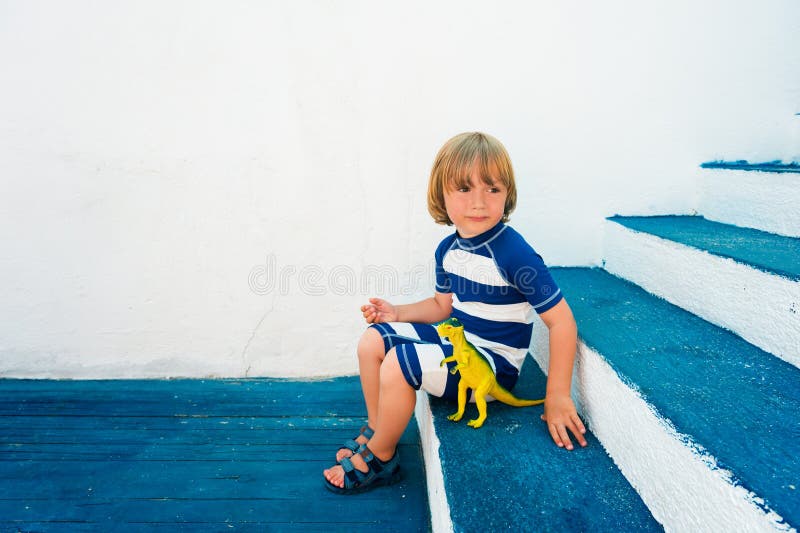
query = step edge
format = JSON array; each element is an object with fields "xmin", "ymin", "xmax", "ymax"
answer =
[
  {"xmin": 415, "ymin": 391, "xmax": 454, "ymax": 533},
  {"xmin": 697, "ymin": 171, "xmax": 800, "ymax": 238},
  {"xmin": 602, "ymin": 221, "xmax": 800, "ymax": 368},
  {"xmin": 700, "ymin": 161, "xmax": 800, "ymax": 174},
  {"xmin": 605, "ymin": 216, "xmax": 800, "ymax": 282},
  {"xmin": 530, "ymin": 324, "xmax": 793, "ymax": 532}
]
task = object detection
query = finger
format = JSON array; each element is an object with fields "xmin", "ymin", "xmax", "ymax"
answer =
[
  {"xmin": 557, "ymin": 425, "xmax": 574, "ymax": 450},
  {"xmin": 565, "ymin": 419, "xmax": 587, "ymax": 448},
  {"xmin": 572, "ymin": 415, "xmax": 588, "ymax": 446},
  {"xmin": 572, "ymin": 413, "xmax": 586, "ymax": 433},
  {"xmin": 547, "ymin": 423, "xmax": 563, "ymax": 448},
  {"xmin": 540, "ymin": 414, "xmax": 546, "ymax": 421}
]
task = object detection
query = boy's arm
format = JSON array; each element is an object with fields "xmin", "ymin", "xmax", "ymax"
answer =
[
  {"xmin": 538, "ymin": 298, "xmax": 588, "ymax": 450},
  {"xmin": 362, "ymin": 292, "xmax": 453, "ymax": 324}
]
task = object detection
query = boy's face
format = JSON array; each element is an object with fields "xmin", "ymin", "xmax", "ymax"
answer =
[{"xmin": 443, "ymin": 162, "xmax": 507, "ymax": 239}]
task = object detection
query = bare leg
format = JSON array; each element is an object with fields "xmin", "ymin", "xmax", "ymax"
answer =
[
  {"xmin": 324, "ymin": 349, "xmax": 416, "ymax": 488},
  {"xmin": 358, "ymin": 327, "xmax": 385, "ymax": 426},
  {"xmin": 334, "ymin": 327, "xmax": 386, "ymax": 462},
  {"xmin": 367, "ymin": 349, "xmax": 417, "ymax": 460}
]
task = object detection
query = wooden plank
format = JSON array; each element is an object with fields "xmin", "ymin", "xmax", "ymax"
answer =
[
  {"xmin": 0, "ymin": 430, "xmax": 422, "ymax": 449},
  {"xmin": 0, "ymin": 378, "xmax": 362, "ymax": 395},
  {"xmin": 0, "ymin": 438, "xmax": 422, "ymax": 462},
  {"xmin": 0, "ymin": 446, "xmax": 425, "ymax": 498},
  {"xmin": 0, "ymin": 497, "xmax": 428, "ymax": 526},
  {"xmin": 0, "ymin": 400, "xmax": 369, "ymax": 418},
  {"xmin": 0, "ymin": 387, "xmax": 367, "ymax": 404},
  {"xmin": 0, "ymin": 521, "xmax": 420, "ymax": 533},
  {"xmin": 0, "ymin": 378, "xmax": 430, "ymax": 530},
  {"xmin": 0, "ymin": 414, "xmax": 367, "ymax": 432}
]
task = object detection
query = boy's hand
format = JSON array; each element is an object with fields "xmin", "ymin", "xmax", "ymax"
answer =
[
  {"xmin": 360, "ymin": 298, "xmax": 398, "ymax": 324},
  {"xmin": 540, "ymin": 394, "xmax": 587, "ymax": 451}
]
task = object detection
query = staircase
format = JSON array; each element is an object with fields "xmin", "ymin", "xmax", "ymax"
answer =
[{"xmin": 416, "ymin": 160, "xmax": 800, "ymax": 532}]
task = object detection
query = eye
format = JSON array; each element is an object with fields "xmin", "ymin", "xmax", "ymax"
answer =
[
  {"xmin": 457, "ymin": 186, "xmax": 470, "ymax": 193},
  {"xmin": 488, "ymin": 187, "xmax": 501, "ymax": 193}
]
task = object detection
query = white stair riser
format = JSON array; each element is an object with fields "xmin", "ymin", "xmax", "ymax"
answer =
[
  {"xmin": 530, "ymin": 321, "xmax": 791, "ymax": 532},
  {"xmin": 603, "ymin": 221, "xmax": 800, "ymax": 369},
  {"xmin": 698, "ymin": 169, "xmax": 800, "ymax": 237},
  {"xmin": 415, "ymin": 392, "xmax": 454, "ymax": 533}
]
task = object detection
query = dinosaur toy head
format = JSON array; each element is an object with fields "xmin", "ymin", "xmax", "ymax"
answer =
[{"xmin": 436, "ymin": 317, "xmax": 464, "ymax": 340}]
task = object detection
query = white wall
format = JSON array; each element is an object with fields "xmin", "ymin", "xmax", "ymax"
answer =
[{"xmin": 1, "ymin": 1, "xmax": 798, "ymax": 378}]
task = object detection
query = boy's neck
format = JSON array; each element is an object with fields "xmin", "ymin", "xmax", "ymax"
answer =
[{"xmin": 455, "ymin": 220, "xmax": 505, "ymax": 244}]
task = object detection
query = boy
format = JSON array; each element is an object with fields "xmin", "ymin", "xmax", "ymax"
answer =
[{"xmin": 324, "ymin": 132, "xmax": 586, "ymax": 494}]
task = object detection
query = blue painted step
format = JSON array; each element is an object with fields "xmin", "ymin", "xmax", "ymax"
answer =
[
  {"xmin": 428, "ymin": 356, "xmax": 662, "ymax": 532},
  {"xmin": 0, "ymin": 378, "xmax": 430, "ymax": 531},
  {"xmin": 701, "ymin": 160, "xmax": 800, "ymax": 173},
  {"xmin": 607, "ymin": 215, "xmax": 800, "ymax": 280},
  {"xmin": 551, "ymin": 267, "xmax": 800, "ymax": 527}
]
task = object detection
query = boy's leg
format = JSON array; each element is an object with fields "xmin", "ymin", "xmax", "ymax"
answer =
[
  {"xmin": 357, "ymin": 326, "xmax": 386, "ymax": 428},
  {"xmin": 333, "ymin": 327, "xmax": 385, "ymax": 462},
  {"xmin": 324, "ymin": 348, "xmax": 415, "ymax": 488},
  {"xmin": 366, "ymin": 349, "xmax": 416, "ymax": 461},
  {"xmin": 355, "ymin": 321, "xmax": 443, "ymax": 430}
]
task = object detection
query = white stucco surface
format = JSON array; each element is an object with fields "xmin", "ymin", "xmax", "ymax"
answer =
[
  {"xmin": 602, "ymin": 221, "xmax": 800, "ymax": 368},
  {"xmin": 698, "ymin": 169, "xmax": 800, "ymax": 237},
  {"xmin": 1, "ymin": 1, "xmax": 799, "ymax": 377},
  {"xmin": 530, "ymin": 321, "xmax": 791, "ymax": 533}
]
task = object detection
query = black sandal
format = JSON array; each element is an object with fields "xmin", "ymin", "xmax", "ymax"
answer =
[{"xmin": 324, "ymin": 444, "xmax": 401, "ymax": 495}]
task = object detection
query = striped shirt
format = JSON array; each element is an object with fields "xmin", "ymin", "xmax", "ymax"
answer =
[{"xmin": 434, "ymin": 222, "xmax": 562, "ymax": 373}]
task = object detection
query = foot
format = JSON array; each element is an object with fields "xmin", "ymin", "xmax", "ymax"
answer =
[
  {"xmin": 324, "ymin": 448, "xmax": 369, "ymax": 488},
  {"xmin": 336, "ymin": 434, "xmax": 369, "ymax": 462},
  {"xmin": 323, "ymin": 445, "xmax": 396, "ymax": 489}
]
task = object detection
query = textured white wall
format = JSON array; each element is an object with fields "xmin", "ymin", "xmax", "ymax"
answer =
[{"xmin": 1, "ymin": 1, "xmax": 798, "ymax": 378}]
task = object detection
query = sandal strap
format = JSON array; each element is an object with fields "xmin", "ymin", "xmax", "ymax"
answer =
[
  {"xmin": 358, "ymin": 444, "xmax": 396, "ymax": 475},
  {"xmin": 337, "ymin": 425, "xmax": 375, "ymax": 456},
  {"xmin": 359, "ymin": 445, "xmax": 378, "ymax": 474},
  {"xmin": 341, "ymin": 444, "xmax": 379, "ymax": 488},
  {"xmin": 339, "ymin": 456, "xmax": 365, "ymax": 487},
  {"xmin": 339, "ymin": 438, "xmax": 360, "ymax": 454}
]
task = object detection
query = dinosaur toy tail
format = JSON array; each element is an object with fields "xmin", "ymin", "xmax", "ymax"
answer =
[{"xmin": 490, "ymin": 386, "xmax": 545, "ymax": 407}]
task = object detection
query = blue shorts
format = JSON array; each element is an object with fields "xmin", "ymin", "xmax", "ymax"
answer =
[{"xmin": 368, "ymin": 322, "xmax": 519, "ymax": 401}]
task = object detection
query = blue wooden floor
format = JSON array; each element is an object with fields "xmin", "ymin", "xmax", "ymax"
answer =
[{"xmin": 0, "ymin": 378, "xmax": 430, "ymax": 531}]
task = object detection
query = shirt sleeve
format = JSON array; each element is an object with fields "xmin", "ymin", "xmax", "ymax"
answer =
[
  {"xmin": 499, "ymin": 233, "xmax": 563, "ymax": 314},
  {"xmin": 434, "ymin": 236, "xmax": 454, "ymax": 293}
]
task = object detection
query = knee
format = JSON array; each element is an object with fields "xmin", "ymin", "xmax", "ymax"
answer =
[{"xmin": 357, "ymin": 326, "xmax": 386, "ymax": 362}]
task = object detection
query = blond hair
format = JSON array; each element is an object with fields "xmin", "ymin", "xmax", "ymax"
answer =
[{"xmin": 427, "ymin": 132, "xmax": 517, "ymax": 225}]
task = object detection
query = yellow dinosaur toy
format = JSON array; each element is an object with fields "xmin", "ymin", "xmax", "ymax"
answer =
[{"xmin": 436, "ymin": 318, "xmax": 544, "ymax": 428}]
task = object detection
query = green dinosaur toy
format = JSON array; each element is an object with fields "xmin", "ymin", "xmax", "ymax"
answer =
[{"xmin": 436, "ymin": 317, "xmax": 544, "ymax": 428}]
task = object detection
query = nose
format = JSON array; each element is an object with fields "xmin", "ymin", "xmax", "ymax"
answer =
[{"xmin": 470, "ymin": 188, "xmax": 486, "ymax": 209}]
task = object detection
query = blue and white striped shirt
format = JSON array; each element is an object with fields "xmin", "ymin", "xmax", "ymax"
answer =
[{"xmin": 435, "ymin": 222, "xmax": 562, "ymax": 374}]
